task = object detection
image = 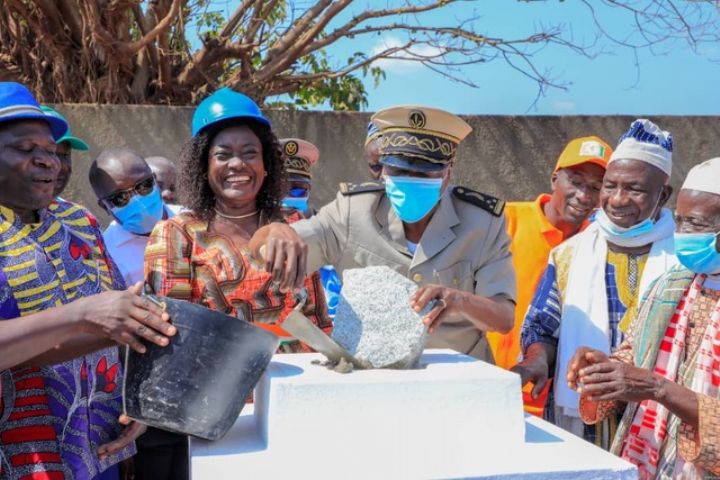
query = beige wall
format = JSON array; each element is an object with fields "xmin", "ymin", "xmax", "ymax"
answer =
[{"xmin": 53, "ymin": 104, "xmax": 719, "ymax": 225}]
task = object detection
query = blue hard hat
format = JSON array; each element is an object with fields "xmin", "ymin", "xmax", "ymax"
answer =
[
  {"xmin": 191, "ymin": 87, "xmax": 270, "ymax": 137},
  {"xmin": 0, "ymin": 82, "xmax": 68, "ymax": 140}
]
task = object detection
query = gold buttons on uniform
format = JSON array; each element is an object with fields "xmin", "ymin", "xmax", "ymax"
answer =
[
  {"xmin": 453, "ymin": 278, "xmax": 459, "ymax": 286},
  {"xmin": 412, "ymin": 273, "xmax": 423, "ymax": 283}
]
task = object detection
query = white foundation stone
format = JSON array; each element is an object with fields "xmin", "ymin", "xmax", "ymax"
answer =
[
  {"xmin": 191, "ymin": 350, "xmax": 637, "ymax": 479},
  {"xmin": 255, "ymin": 349, "xmax": 524, "ymax": 458},
  {"xmin": 332, "ymin": 266, "xmax": 429, "ymax": 369}
]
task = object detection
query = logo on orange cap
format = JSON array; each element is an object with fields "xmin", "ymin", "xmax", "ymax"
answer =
[
  {"xmin": 579, "ymin": 141, "xmax": 606, "ymax": 158},
  {"xmin": 554, "ymin": 136, "xmax": 612, "ymax": 172}
]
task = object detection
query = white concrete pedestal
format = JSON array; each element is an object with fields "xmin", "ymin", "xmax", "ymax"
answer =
[
  {"xmin": 191, "ymin": 350, "xmax": 637, "ymax": 479},
  {"xmin": 255, "ymin": 349, "xmax": 524, "ymax": 461}
]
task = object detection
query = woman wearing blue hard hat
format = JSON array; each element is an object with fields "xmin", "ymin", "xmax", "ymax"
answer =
[
  {"xmin": 144, "ymin": 87, "xmax": 331, "ymax": 344},
  {"xmin": 141, "ymin": 87, "xmax": 334, "ymax": 480}
]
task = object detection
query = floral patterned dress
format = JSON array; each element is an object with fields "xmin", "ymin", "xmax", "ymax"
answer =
[{"xmin": 144, "ymin": 211, "xmax": 331, "ymax": 351}]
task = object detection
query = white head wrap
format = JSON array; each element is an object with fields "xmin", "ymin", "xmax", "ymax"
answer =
[
  {"xmin": 609, "ymin": 119, "xmax": 673, "ymax": 178},
  {"xmin": 681, "ymin": 157, "xmax": 720, "ymax": 195}
]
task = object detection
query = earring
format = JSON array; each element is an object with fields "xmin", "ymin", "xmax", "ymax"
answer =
[{"xmin": 264, "ymin": 172, "xmax": 268, "ymax": 177}]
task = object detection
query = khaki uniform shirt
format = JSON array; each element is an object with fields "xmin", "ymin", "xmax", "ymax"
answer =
[{"xmin": 292, "ymin": 184, "xmax": 516, "ymax": 363}]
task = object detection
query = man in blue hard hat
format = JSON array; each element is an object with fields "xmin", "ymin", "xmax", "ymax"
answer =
[{"xmin": 0, "ymin": 82, "xmax": 175, "ymax": 480}]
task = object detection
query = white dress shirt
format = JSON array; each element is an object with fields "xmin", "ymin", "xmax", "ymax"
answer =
[{"xmin": 103, "ymin": 205, "xmax": 182, "ymax": 287}]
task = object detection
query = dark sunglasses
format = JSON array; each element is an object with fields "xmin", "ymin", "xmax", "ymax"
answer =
[
  {"xmin": 288, "ymin": 186, "xmax": 310, "ymax": 198},
  {"xmin": 368, "ymin": 163, "xmax": 383, "ymax": 173},
  {"xmin": 103, "ymin": 177, "xmax": 155, "ymax": 208}
]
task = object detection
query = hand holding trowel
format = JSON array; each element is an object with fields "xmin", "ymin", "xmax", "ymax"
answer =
[{"xmin": 283, "ymin": 289, "xmax": 369, "ymax": 369}]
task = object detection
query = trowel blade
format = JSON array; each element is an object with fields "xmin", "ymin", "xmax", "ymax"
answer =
[{"xmin": 282, "ymin": 310, "xmax": 365, "ymax": 368}]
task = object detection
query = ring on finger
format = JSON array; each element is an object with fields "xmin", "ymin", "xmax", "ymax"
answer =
[
  {"xmin": 437, "ymin": 298, "xmax": 448, "ymax": 310},
  {"xmin": 137, "ymin": 325, "xmax": 147, "ymax": 335}
]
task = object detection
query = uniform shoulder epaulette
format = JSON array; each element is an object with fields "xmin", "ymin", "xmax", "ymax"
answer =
[
  {"xmin": 452, "ymin": 186, "xmax": 505, "ymax": 217},
  {"xmin": 339, "ymin": 181, "xmax": 385, "ymax": 195}
]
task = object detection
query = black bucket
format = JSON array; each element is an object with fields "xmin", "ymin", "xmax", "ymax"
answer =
[{"xmin": 122, "ymin": 296, "xmax": 280, "ymax": 440}]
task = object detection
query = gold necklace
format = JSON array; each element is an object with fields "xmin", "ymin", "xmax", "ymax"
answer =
[{"xmin": 213, "ymin": 208, "xmax": 259, "ymax": 220}]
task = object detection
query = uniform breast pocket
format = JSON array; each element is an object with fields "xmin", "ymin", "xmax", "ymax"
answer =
[{"xmin": 433, "ymin": 261, "xmax": 473, "ymax": 291}]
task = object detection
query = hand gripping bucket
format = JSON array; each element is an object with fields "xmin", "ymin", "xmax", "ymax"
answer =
[{"xmin": 123, "ymin": 296, "xmax": 280, "ymax": 440}]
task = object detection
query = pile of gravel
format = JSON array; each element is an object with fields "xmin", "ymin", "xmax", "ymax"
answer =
[{"xmin": 331, "ymin": 266, "xmax": 430, "ymax": 369}]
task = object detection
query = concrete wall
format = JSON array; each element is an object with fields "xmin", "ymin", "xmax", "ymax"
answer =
[{"xmin": 54, "ymin": 104, "xmax": 720, "ymax": 225}]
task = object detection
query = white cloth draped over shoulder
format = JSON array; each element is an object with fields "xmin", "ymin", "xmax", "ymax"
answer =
[{"xmin": 554, "ymin": 208, "xmax": 678, "ymax": 417}]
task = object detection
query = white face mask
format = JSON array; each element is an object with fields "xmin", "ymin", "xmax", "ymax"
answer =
[{"xmin": 597, "ymin": 189, "xmax": 664, "ymax": 239}]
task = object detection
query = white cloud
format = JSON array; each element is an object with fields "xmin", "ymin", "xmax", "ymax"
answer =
[
  {"xmin": 370, "ymin": 35, "xmax": 445, "ymax": 73},
  {"xmin": 551, "ymin": 100, "xmax": 576, "ymax": 113}
]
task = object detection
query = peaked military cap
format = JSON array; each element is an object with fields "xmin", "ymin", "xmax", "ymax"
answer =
[
  {"xmin": 280, "ymin": 138, "xmax": 319, "ymax": 179},
  {"xmin": 371, "ymin": 105, "xmax": 472, "ymax": 173},
  {"xmin": 364, "ymin": 120, "xmax": 382, "ymax": 146}
]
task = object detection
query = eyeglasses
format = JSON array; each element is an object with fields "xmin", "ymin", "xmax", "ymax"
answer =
[
  {"xmin": 103, "ymin": 177, "xmax": 155, "ymax": 208},
  {"xmin": 288, "ymin": 186, "xmax": 310, "ymax": 198},
  {"xmin": 368, "ymin": 163, "xmax": 383, "ymax": 173}
]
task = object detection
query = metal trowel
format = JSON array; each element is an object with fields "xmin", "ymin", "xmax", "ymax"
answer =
[{"xmin": 284, "ymin": 290, "xmax": 368, "ymax": 369}]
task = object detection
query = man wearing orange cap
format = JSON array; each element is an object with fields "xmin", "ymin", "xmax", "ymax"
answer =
[{"xmin": 487, "ymin": 137, "xmax": 611, "ymax": 416}]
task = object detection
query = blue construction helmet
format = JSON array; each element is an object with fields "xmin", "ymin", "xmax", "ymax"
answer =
[
  {"xmin": 191, "ymin": 87, "xmax": 270, "ymax": 137},
  {"xmin": 0, "ymin": 82, "xmax": 68, "ymax": 140}
]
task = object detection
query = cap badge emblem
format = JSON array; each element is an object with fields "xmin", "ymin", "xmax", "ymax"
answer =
[
  {"xmin": 409, "ymin": 110, "xmax": 426, "ymax": 129},
  {"xmin": 284, "ymin": 141, "xmax": 299, "ymax": 156}
]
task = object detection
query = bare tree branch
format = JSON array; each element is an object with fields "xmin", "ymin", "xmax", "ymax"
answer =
[
  {"xmin": 300, "ymin": 0, "xmax": 460, "ymax": 55},
  {"xmin": 0, "ymin": 0, "xmax": 715, "ymax": 108},
  {"xmin": 121, "ymin": 0, "xmax": 183, "ymax": 55},
  {"xmin": 218, "ymin": 0, "xmax": 255, "ymax": 41},
  {"xmin": 255, "ymin": 0, "xmax": 354, "ymax": 83}
]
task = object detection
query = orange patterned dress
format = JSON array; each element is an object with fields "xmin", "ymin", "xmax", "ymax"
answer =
[{"xmin": 143, "ymin": 211, "xmax": 331, "ymax": 351}]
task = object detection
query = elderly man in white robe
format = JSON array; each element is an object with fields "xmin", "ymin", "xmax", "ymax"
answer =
[
  {"xmin": 569, "ymin": 157, "xmax": 720, "ymax": 479},
  {"xmin": 514, "ymin": 119, "xmax": 679, "ymax": 449}
]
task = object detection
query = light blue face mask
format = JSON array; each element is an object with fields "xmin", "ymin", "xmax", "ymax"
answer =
[
  {"xmin": 384, "ymin": 175, "xmax": 443, "ymax": 223},
  {"xmin": 111, "ymin": 186, "xmax": 165, "ymax": 235},
  {"xmin": 674, "ymin": 231, "xmax": 720, "ymax": 274},
  {"xmin": 281, "ymin": 196, "xmax": 309, "ymax": 212},
  {"xmin": 596, "ymin": 207, "xmax": 656, "ymax": 238}
]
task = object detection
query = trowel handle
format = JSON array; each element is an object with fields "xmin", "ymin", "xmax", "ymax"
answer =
[{"xmin": 292, "ymin": 288, "xmax": 309, "ymax": 311}]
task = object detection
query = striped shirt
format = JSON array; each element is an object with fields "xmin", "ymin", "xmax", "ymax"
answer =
[
  {"xmin": 0, "ymin": 199, "xmax": 130, "ymax": 480},
  {"xmin": 520, "ymin": 238, "xmax": 648, "ymax": 449}
]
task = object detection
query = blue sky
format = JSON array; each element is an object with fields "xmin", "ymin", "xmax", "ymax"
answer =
[{"xmin": 203, "ymin": 1, "xmax": 720, "ymax": 115}]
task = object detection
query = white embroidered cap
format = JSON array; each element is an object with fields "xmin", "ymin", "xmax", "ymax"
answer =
[
  {"xmin": 609, "ymin": 119, "xmax": 673, "ymax": 178},
  {"xmin": 681, "ymin": 157, "xmax": 720, "ymax": 196}
]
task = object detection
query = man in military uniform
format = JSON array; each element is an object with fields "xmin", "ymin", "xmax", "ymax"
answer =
[
  {"xmin": 250, "ymin": 106, "xmax": 515, "ymax": 362},
  {"xmin": 280, "ymin": 137, "xmax": 318, "ymax": 219}
]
